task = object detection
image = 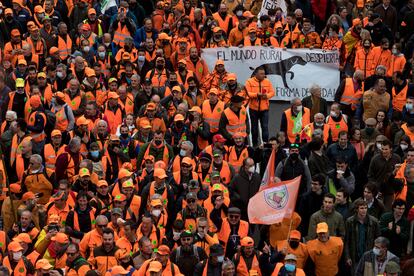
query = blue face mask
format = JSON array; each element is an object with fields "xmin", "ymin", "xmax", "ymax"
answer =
[
  {"xmin": 285, "ymin": 264, "xmax": 296, "ymax": 272},
  {"xmin": 90, "ymin": 150, "xmax": 100, "ymax": 158}
]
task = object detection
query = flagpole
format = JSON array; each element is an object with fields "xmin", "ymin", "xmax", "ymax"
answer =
[{"xmin": 286, "ymin": 215, "xmax": 294, "ymax": 242}]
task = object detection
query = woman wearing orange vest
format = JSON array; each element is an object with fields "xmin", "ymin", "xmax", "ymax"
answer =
[
  {"xmin": 233, "ymin": 237, "xmax": 261, "ymax": 276},
  {"xmin": 388, "ymin": 43, "xmax": 406, "ymax": 77},
  {"xmin": 281, "ymin": 99, "xmax": 311, "ymax": 143},
  {"xmin": 65, "ymin": 192, "xmax": 97, "ymax": 239},
  {"xmin": 355, "ymin": 39, "xmax": 376, "ymax": 78},
  {"xmin": 212, "ymin": 207, "xmax": 249, "ymax": 257}
]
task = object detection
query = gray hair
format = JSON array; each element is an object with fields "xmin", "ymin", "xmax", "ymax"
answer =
[
  {"xmin": 5, "ymin": 110, "xmax": 17, "ymax": 120},
  {"xmin": 56, "ymin": 63, "xmax": 67, "ymax": 71},
  {"xmin": 97, "ymin": 120, "xmax": 108, "ymax": 128},
  {"xmin": 96, "ymin": 215, "xmax": 109, "ymax": 224},
  {"xmin": 30, "ymin": 154, "xmax": 43, "ymax": 164},
  {"xmin": 181, "ymin": 140, "xmax": 194, "ymax": 152},
  {"xmin": 69, "ymin": 137, "xmax": 81, "ymax": 147},
  {"xmin": 314, "ymin": 113, "xmax": 325, "ymax": 120},
  {"xmin": 291, "ymin": 97, "xmax": 301, "ymax": 105},
  {"xmin": 222, "ymin": 260, "xmax": 235, "ymax": 271},
  {"xmin": 309, "ymin": 83, "xmax": 321, "ymax": 93},
  {"xmin": 374, "ymin": 237, "xmax": 390, "ymax": 248}
]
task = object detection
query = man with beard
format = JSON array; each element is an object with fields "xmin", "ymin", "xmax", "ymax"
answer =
[
  {"xmin": 105, "ymin": 135, "xmax": 131, "ymax": 183},
  {"xmin": 65, "ymin": 243, "xmax": 91, "ymax": 275},
  {"xmin": 71, "ymin": 168, "xmax": 97, "ymax": 197},
  {"xmin": 185, "ymin": 47, "xmax": 209, "ymax": 83},
  {"xmin": 133, "ymin": 237, "xmax": 154, "ymax": 269},
  {"xmin": 227, "ymin": 133, "xmax": 254, "ymax": 174},
  {"xmin": 136, "ymin": 130, "xmax": 174, "ymax": 167},
  {"xmin": 135, "ymin": 17, "xmax": 158, "ymax": 46},
  {"xmin": 219, "ymin": 95, "xmax": 249, "ymax": 142},
  {"xmin": 202, "ymin": 60, "xmax": 229, "ymax": 93},
  {"xmin": 232, "ymin": 236, "xmax": 261, "ymax": 275},
  {"xmin": 64, "ymin": 79, "xmax": 87, "ymax": 118},
  {"xmin": 0, "ymin": 8, "xmax": 22, "ymax": 45},
  {"xmin": 3, "ymin": 241, "xmax": 35, "ymax": 275},
  {"xmin": 171, "ymin": 231, "xmax": 208, "ymax": 275},
  {"xmin": 91, "ymin": 227, "xmax": 119, "ymax": 275},
  {"xmin": 221, "ymin": 73, "xmax": 247, "ymax": 105},
  {"xmin": 90, "ymin": 180, "xmax": 112, "ymax": 215}
]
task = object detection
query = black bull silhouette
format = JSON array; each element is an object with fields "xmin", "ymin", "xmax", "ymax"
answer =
[{"xmin": 249, "ymin": 56, "xmax": 307, "ymax": 89}]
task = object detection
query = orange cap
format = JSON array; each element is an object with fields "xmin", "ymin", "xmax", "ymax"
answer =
[
  {"xmin": 158, "ymin": 32, "xmax": 171, "ymax": 40},
  {"xmin": 148, "ymin": 261, "xmax": 162, "ymax": 272},
  {"xmin": 30, "ymin": 95, "xmax": 42, "ymax": 109},
  {"xmin": 178, "ymin": 59, "xmax": 186, "ymax": 65},
  {"xmin": 8, "ymin": 241, "xmax": 23, "ymax": 252},
  {"xmin": 122, "ymin": 52, "xmax": 131, "ymax": 60},
  {"xmin": 76, "ymin": 116, "xmax": 91, "ymax": 126},
  {"xmin": 316, "ymin": 222, "xmax": 329, "ymax": 233},
  {"xmin": 213, "ymin": 26, "xmax": 222, "ymax": 33},
  {"xmin": 240, "ymin": 236, "xmax": 254, "ymax": 247},
  {"xmin": 115, "ymin": 248, "xmax": 130, "ymax": 260},
  {"xmin": 55, "ymin": 91, "xmax": 66, "ymax": 100},
  {"xmin": 243, "ymin": 11, "xmax": 254, "ymax": 18},
  {"xmin": 144, "ymin": 155, "xmax": 155, "ymax": 162},
  {"xmin": 51, "ymin": 129, "xmax": 62, "ymax": 137},
  {"xmin": 154, "ymin": 160, "xmax": 166, "ymax": 169},
  {"xmin": 14, "ymin": 233, "xmax": 32, "ymax": 244},
  {"xmin": 85, "ymin": 67, "xmax": 96, "ymax": 77},
  {"xmin": 118, "ymin": 168, "xmax": 133, "ymax": 179},
  {"xmin": 10, "ymin": 183, "xmax": 21, "ymax": 193},
  {"xmin": 181, "ymin": 157, "xmax": 193, "ymax": 166},
  {"xmin": 176, "ymin": 37, "xmax": 187, "ymax": 43},
  {"xmin": 79, "ymin": 167, "xmax": 90, "ymax": 177},
  {"xmin": 146, "ymin": 102, "xmax": 156, "ymax": 111},
  {"xmin": 18, "ymin": 59, "xmax": 27, "ymax": 66},
  {"xmin": 114, "ymin": 194, "xmax": 127, "ymax": 201},
  {"xmin": 97, "ymin": 180, "xmax": 109, "ymax": 187},
  {"xmin": 227, "ymin": 73, "xmax": 237, "ymax": 81},
  {"xmin": 34, "ymin": 5, "xmax": 45, "ymax": 13},
  {"xmin": 155, "ymin": 245, "xmax": 170, "ymax": 255},
  {"xmin": 212, "ymin": 183, "xmax": 223, "ymax": 192},
  {"xmin": 108, "ymin": 91, "xmax": 120, "ymax": 99},
  {"xmin": 22, "ymin": 191, "xmax": 36, "ymax": 201},
  {"xmin": 172, "ymin": 85, "xmax": 182, "ymax": 93},
  {"xmin": 215, "ymin": 59, "xmax": 224, "ymax": 66},
  {"xmin": 248, "ymin": 26, "xmax": 257, "ymax": 33},
  {"xmin": 122, "ymin": 180, "xmax": 134, "ymax": 188},
  {"xmin": 35, "ymin": 259, "xmax": 53, "ymax": 270},
  {"xmin": 208, "ymin": 88, "xmax": 219, "ymax": 95},
  {"xmin": 88, "ymin": 8, "xmax": 96, "ymax": 15},
  {"xmin": 51, "ymin": 233, "xmax": 69, "ymax": 244},
  {"xmin": 289, "ymin": 230, "xmax": 301, "ymax": 240},
  {"xmin": 151, "ymin": 199, "xmax": 163, "ymax": 207},
  {"xmin": 189, "ymin": 106, "xmax": 201, "ymax": 113},
  {"xmin": 140, "ymin": 119, "xmax": 152, "ymax": 129},
  {"xmin": 232, "ymin": 132, "xmax": 247, "ymax": 138},
  {"xmin": 353, "ymin": 18, "xmax": 362, "ymax": 27},
  {"xmin": 122, "ymin": 162, "xmax": 133, "ymax": 171},
  {"xmin": 174, "ymin": 114, "xmax": 185, "ymax": 122},
  {"xmin": 154, "ymin": 168, "xmax": 167, "ymax": 179},
  {"xmin": 37, "ymin": 72, "xmax": 46, "ymax": 79}
]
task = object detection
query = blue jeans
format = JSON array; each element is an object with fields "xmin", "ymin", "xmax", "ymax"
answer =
[{"xmin": 250, "ymin": 109, "xmax": 269, "ymax": 147}]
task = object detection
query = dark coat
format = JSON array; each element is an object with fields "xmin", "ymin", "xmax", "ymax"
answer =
[{"xmin": 302, "ymin": 95, "xmax": 328, "ymax": 117}]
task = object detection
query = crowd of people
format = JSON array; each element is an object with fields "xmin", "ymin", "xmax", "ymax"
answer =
[{"xmin": 1, "ymin": 0, "xmax": 414, "ymax": 275}]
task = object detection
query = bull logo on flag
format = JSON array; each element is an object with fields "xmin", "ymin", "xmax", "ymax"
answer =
[{"xmin": 264, "ymin": 185, "xmax": 289, "ymax": 210}]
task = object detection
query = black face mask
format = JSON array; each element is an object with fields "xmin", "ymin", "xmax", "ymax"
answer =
[
  {"xmin": 170, "ymin": 81, "xmax": 178, "ymax": 86},
  {"xmin": 229, "ymin": 83, "xmax": 237, "ymax": 90},
  {"xmin": 56, "ymin": 98, "xmax": 66, "ymax": 105},
  {"xmin": 176, "ymin": 122, "xmax": 184, "ymax": 128},
  {"xmin": 188, "ymin": 86, "xmax": 196, "ymax": 91},
  {"xmin": 289, "ymin": 241, "xmax": 300, "ymax": 249},
  {"xmin": 178, "ymin": 66, "xmax": 186, "ymax": 72},
  {"xmin": 211, "ymin": 195, "xmax": 219, "ymax": 203},
  {"xmin": 290, "ymin": 152, "xmax": 299, "ymax": 161},
  {"xmin": 219, "ymin": 12, "xmax": 227, "ymax": 17},
  {"xmin": 6, "ymin": 16, "xmax": 13, "ymax": 21},
  {"xmin": 183, "ymin": 31, "xmax": 189, "ymax": 37},
  {"xmin": 188, "ymin": 114, "xmax": 195, "ymax": 121},
  {"xmin": 162, "ymin": 40, "xmax": 170, "ymax": 45},
  {"xmin": 120, "ymin": 133, "xmax": 129, "ymax": 139},
  {"xmin": 156, "ymin": 64, "xmax": 164, "ymax": 70},
  {"xmin": 163, "ymin": 29, "xmax": 170, "ymax": 34},
  {"xmin": 154, "ymin": 140, "xmax": 162, "ymax": 146}
]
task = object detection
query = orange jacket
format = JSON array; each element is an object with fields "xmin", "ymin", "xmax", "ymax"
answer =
[
  {"xmin": 307, "ymin": 237, "xmax": 343, "ymax": 276},
  {"xmin": 185, "ymin": 56, "xmax": 209, "ymax": 82},
  {"xmin": 245, "ymin": 77, "xmax": 275, "ymax": 111},
  {"xmin": 372, "ymin": 46, "xmax": 392, "ymax": 72},
  {"xmin": 228, "ymin": 27, "xmax": 249, "ymax": 46},
  {"xmin": 218, "ymin": 218, "xmax": 249, "ymax": 253},
  {"xmin": 212, "ymin": 12, "xmax": 232, "ymax": 34},
  {"xmin": 299, "ymin": 31, "xmax": 322, "ymax": 48},
  {"xmin": 202, "ymin": 100, "xmax": 225, "ymax": 133},
  {"xmin": 235, "ymin": 253, "xmax": 261, "ymax": 276},
  {"xmin": 275, "ymin": 240, "xmax": 308, "ymax": 268},
  {"xmin": 387, "ymin": 54, "xmax": 406, "ymax": 77},
  {"xmin": 392, "ymin": 84, "xmax": 408, "ymax": 112},
  {"xmin": 104, "ymin": 104, "xmax": 124, "ymax": 134},
  {"xmin": 79, "ymin": 229, "xmax": 103, "ymax": 259},
  {"xmin": 354, "ymin": 48, "xmax": 376, "ymax": 78},
  {"xmin": 58, "ymin": 34, "xmax": 72, "ymax": 61},
  {"xmin": 43, "ymin": 144, "xmax": 65, "ymax": 170}
]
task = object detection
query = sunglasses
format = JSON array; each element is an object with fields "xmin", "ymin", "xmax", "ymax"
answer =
[
  {"xmin": 187, "ymin": 199, "xmax": 196, "ymax": 203},
  {"xmin": 181, "ymin": 237, "xmax": 192, "ymax": 242}
]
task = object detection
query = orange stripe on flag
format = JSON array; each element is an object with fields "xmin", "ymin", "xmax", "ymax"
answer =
[{"xmin": 248, "ymin": 176, "xmax": 301, "ymax": 225}]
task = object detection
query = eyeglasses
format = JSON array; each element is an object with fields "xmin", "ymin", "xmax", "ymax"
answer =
[
  {"xmin": 181, "ymin": 237, "xmax": 192, "ymax": 242},
  {"xmin": 187, "ymin": 199, "xmax": 196, "ymax": 203}
]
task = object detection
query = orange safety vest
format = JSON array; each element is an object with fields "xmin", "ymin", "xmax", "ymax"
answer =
[
  {"xmin": 227, "ymin": 146, "xmax": 249, "ymax": 174},
  {"xmin": 10, "ymin": 134, "xmax": 27, "ymax": 167},
  {"xmin": 126, "ymin": 195, "xmax": 141, "ymax": 221},
  {"xmin": 65, "ymin": 94, "xmax": 83, "ymax": 113},
  {"xmin": 58, "ymin": 34, "xmax": 73, "ymax": 60},
  {"xmin": 148, "ymin": 181, "xmax": 168, "ymax": 210},
  {"xmin": 8, "ymin": 91, "xmax": 29, "ymax": 111},
  {"xmin": 402, "ymin": 124, "xmax": 414, "ymax": 142},
  {"xmin": 223, "ymin": 106, "xmax": 247, "ymax": 137},
  {"xmin": 142, "ymin": 144, "xmax": 170, "ymax": 167},
  {"xmin": 284, "ymin": 107, "xmax": 310, "ymax": 143},
  {"xmin": 387, "ymin": 55, "xmax": 406, "ymax": 77},
  {"xmin": 26, "ymin": 37, "xmax": 45, "ymax": 57},
  {"xmin": 202, "ymin": 100, "xmax": 225, "ymax": 133},
  {"xmin": 235, "ymin": 253, "xmax": 261, "ymax": 276},
  {"xmin": 118, "ymin": 94, "xmax": 134, "ymax": 115},
  {"xmin": 340, "ymin": 78, "xmax": 364, "ymax": 110},
  {"xmin": 15, "ymin": 154, "xmax": 26, "ymax": 181},
  {"xmin": 171, "ymin": 156, "xmax": 197, "ymax": 173},
  {"xmin": 218, "ymin": 218, "xmax": 249, "ymax": 253},
  {"xmin": 3, "ymin": 256, "xmax": 27, "ymax": 276},
  {"xmin": 212, "ymin": 12, "xmax": 231, "ymax": 34},
  {"xmin": 136, "ymin": 225, "xmax": 162, "ymax": 249},
  {"xmin": 52, "ymin": 105, "xmax": 69, "ymax": 131},
  {"xmin": 104, "ymin": 105, "xmax": 123, "ymax": 134},
  {"xmin": 27, "ymin": 111, "xmax": 47, "ymax": 142},
  {"xmin": 26, "ymin": 250, "xmax": 40, "ymax": 266},
  {"xmin": 113, "ymin": 23, "xmax": 131, "ymax": 47},
  {"xmin": 327, "ymin": 115, "xmax": 348, "ymax": 142},
  {"xmin": 243, "ymin": 37, "xmax": 261, "ymax": 46},
  {"xmin": 271, "ymin": 263, "xmax": 306, "ymax": 276},
  {"xmin": 43, "ymin": 143, "xmax": 65, "ymax": 171},
  {"xmin": 173, "ymin": 171, "xmax": 199, "ymax": 186},
  {"xmin": 73, "ymin": 208, "xmax": 96, "ymax": 231},
  {"xmin": 392, "ymin": 84, "xmax": 408, "ymax": 112}
]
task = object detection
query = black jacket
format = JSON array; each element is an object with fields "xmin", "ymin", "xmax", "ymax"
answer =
[{"xmin": 302, "ymin": 95, "xmax": 328, "ymax": 117}]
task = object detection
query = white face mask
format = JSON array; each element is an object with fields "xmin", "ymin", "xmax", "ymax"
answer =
[
  {"xmin": 83, "ymin": 46, "xmax": 90, "ymax": 52},
  {"xmin": 56, "ymin": 72, "xmax": 64, "ymax": 78},
  {"xmin": 401, "ymin": 144, "xmax": 409, "ymax": 151},
  {"xmin": 296, "ymin": 105, "xmax": 302, "ymax": 113},
  {"xmin": 13, "ymin": 252, "xmax": 22, "ymax": 261},
  {"xmin": 104, "ymin": 42, "xmax": 111, "ymax": 47},
  {"xmin": 31, "ymin": 169, "xmax": 40, "ymax": 174},
  {"xmin": 217, "ymin": 255, "xmax": 224, "ymax": 262},
  {"xmin": 406, "ymin": 103, "xmax": 413, "ymax": 110},
  {"xmin": 373, "ymin": 247, "xmax": 381, "ymax": 256},
  {"xmin": 173, "ymin": 231, "xmax": 181, "ymax": 240},
  {"xmin": 98, "ymin": 52, "xmax": 106, "ymax": 59},
  {"xmin": 315, "ymin": 122, "xmax": 324, "ymax": 127},
  {"xmin": 151, "ymin": 209, "xmax": 161, "ymax": 217},
  {"xmin": 236, "ymin": 10, "xmax": 243, "ymax": 17},
  {"xmin": 248, "ymin": 166, "xmax": 255, "ymax": 173},
  {"xmin": 138, "ymin": 56, "xmax": 145, "ymax": 62},
  {"xmin": 376, "ymin": 143, "xmax": 382, "ymax": 150},
  {"xmin": 330, "ymin": 110, "xmax": 337, "ymax": 117},
  {"xmin": 392, "ymin": 49, "xmax": 398, "ymax": 55}
]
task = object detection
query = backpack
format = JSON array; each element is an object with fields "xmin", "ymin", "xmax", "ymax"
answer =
[{"xmin": 175, "ymin": 245, "xmax": 200, "ymax": 264}]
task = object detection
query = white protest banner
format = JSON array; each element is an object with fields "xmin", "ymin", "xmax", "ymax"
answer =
[
  {"xmin": 259, "ymin": 0, "xmax": 287, "ymax": 16},
  {"xmin": 201, "ymin": 47, "xmax": 340, "ymax": 101}
]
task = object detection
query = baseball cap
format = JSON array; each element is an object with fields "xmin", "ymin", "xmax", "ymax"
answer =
[
  {"xmin": 215, "ymin": 60, "xmax": 224, "ymax": 66},
  {"xmin": 118, "ymin": 168, "xmax": 133, "ymax": 179},
  {"xmin": 111, "ymin": 208, "xmax": 123, "ymax": 216},
  {"xmin": 51, "ymin": 129, "xmax": 62, "ymax": 137},
  {"xmin": 51, "ymin": 233, "xmax": 69, "ymax": 244},
  {"xmin": 199, "ymin": 152, "xmax": 212, "ymax": 162},
  {"xmin": 148, "ymin": 261, "xmax": 162, "ymax": 272},
  {"xmin": 228, "ymin": 207, "xmax": 241, "ymax": 214},
  {"xmin": 172, "ymin": 85, "xmax": 182, "ymax": 93},
  {"xmin": 37, "ymin": 72, "xmax": 47, "ymax": 79},
  {"xmin": 97, "ymin": 180, "xmax": 109, "ymax": 187},
  {"xmin": 140, "ymin": 119, "xmax": 152, "ymax": 129},
  {"xmin": 108, "ymin": 77, "xmax": 118, "ymax": 84},
  {"xmin": 316, "ymin": 222, "xmax": 329, "ymax": 233},
  {"xmin": 79, "ymin": 168, "xmax": 90, "ymax": 177},
  {"xmin": 35, "ymin": 259, "xmax": 53, "ymax": 270},
  {"xmin": 213, "ymin": 134, "xmax": 226, "ymax": 143},
  {"xmin": 227, "ymin": 73, "xmax": 237, "ymax": 81},
  {"xmin": 158, "ymin": 33, "xmax": 171, "ymax": 40},
  {"xmin": 114, "ymin": 194, "xmax": 127, "ymax": 202},
  {"xmin": 115, "ymin": 248, "xmax": 129, "ymax": 260},
  {"xmin": 151, "ymin": 199, "xmax": 163, "ymax": 207},
  {"xmin": 8, "ymin": 241, "xmax": 23, "ymax": 252},
  {"xmin": 186, "ymin": 192, "xmax": 197, "ymax": 200},
  {"xmin": 49, "ymin": 47, "xmax": 59, "ymax": 55},
  {"xmin": 108, "ymin": 91, "xmax": 120, "ymax": 99},
  {"xmin": 213, "ymin": 149, "xmax": 223, "ymax": 157},
  {"xmin": 85, "ymin": 67, "xmax": 96, "ymax": 77},
  {"xmin": 208, "ymin": 88, "xmax": 219, "ymax": 95},
  {"xmin": 15, "ymin": 78, "xmax": 25, "ymax": 88},
  {"xmin": 213, "ymin": 26, "xmax": 222, "ymax": 33},
  {"xmin": 88, "ymin": 8, "xmax": 96, "ymax": 15},
  {"xmin": 178, "ymin": 59, "xmax": 186, "ymax": 65},
  {"xmin": 289, "ymin": 230, "xmax": 301, "ymax": 240},
  {"xmin": 76, "ymin": 116, "xmax": 91, "ymax": 126},
  {"xmin": 212, "ymin": 184, "xmax": 223, "ymax": 192},
  {"xmin": 81, "ymin": 24, "xmax": 91, "ymax": 31},
  {"xmin": 248, "ymin": 26, "xmax": 257, "ymax": 33},
  {"xmin": 144, "ymin": 155, "xmax": 155, "ymax": 162},
  {"xmin": 180, "ymin": 230, "xmax": 193, "ymax": 239},
  {"xmin": 155, "ymin": 245, "xmax": 170, "ymax": 255},
  {"xmin": 188, "ymin": 180, "xmax": 199, "ymax": 189},
  {"xmin": 189, "ymin": 106, "xmax": 201, "ymax": 113},
  {"xmin": 10, "ymin": 183, "xmax": 21, "ymax": 193},
  {"xmin": 18, "ymin": 59, "xmax": 27, "ymax": 66},
  {"xmin": 55, "ymin": 91, "xmax": 66, "ymax": 100},
  {"xmin": 209, "ymin": 244, "xmax": 224, "ymax": 256},
  {"xmin": 243, "ymin": 11, "xmax": 254, "ymax": 18},
  {"xmin": 285, "ymin": 254, "xmax": 297, "ymax": 261},
  {"xmin": 22, "ymin": 192, "xmax": 36, "ymax": 201},
  {"xmin": 240, "ymin": 236, "xmax": 254, "ymax": 247},
  {"xmin": 174, "ymin": 114, "xmax": 185, "ymax": 122},
  {"xmin": 146, "ymin": 102, "xmax": 156, "ymax": 111},
  {"xmin": 13, "ymin": 233, "xmax": 32, "ymax": 244},
  {"xmin": 122, "ymin": 180, "xmax": 134, "ymax": 188},
  {"xmin": 154, "ymin": 168, "xmax": 167, "ymax": 179},
  {"xmin": 181, "ymin": 157, "xmax": 193, "ymax": 166},
  {"xmin": 48, "ymin": 214, "xmax": 60, "ymax": 224}
]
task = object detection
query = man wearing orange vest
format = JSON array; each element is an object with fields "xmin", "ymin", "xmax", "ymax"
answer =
[
  {"xmin": 104, "ymin": 92, "xmax": 125, "ymax": 135},
  {"xmin": 245, "ymin": 67, "xmax": 275, "ymax": 147},
  {"xmin": 12, "ymin": 137, "xmax": 33, "ymax": 182},
  {"xmin": 193, "ymin": 243, "xmax": 225, "ymax": 275},
  {"xmin": 7, "ymin": 78, "xmax": 28, "ymax": 120},
  {"xmin": 326, "ymin": 103, "xmax": 350, "ymax": 142},
  {"xmin": 226, "ymin": 132, "xmax": 254, "ymax": 174},
  {"xmin": 202, "ymin": 88, "xmax": 225, "ymax": 136},
  {"xmin": 271, "ymin": 253, "xmax": 306, "ymax": 276},
  {"xmin": 275, "ymin": 230, "xmax": 308, "ymax": 269},
  {"xmin": 43, "ymin": 129, "xmax": 65, "ymax": 171},
  {"xmin": 280, "ymin": 98, "xmax": 311, "ymax": 143},
  {"xmin": 219, "ymin": 95, "xmax": 249, "ymax": 142},
  {"xmin": 392, "ymin": 71, "xmax": 414, "ymax": 113},
  {"xmin": 110, "ymin": 7, "xmax": 136, "ymax": 48},
  {"xmin": 185, "ymin": 47, "xmax": 209, "ymax": 82},
  {"xmin": 302, "ymin": 113, "xmax": 331, "ymax": 144},
  {"xmin": 335, "ymin": 69, "xmax": 365, "ymax": 117},
  {"xmin": 3, "ymin": 241, "xmax": 35, "ymax": 275},
  {"xmin": 232, "ymin": 236, "xmax": 262, "ymax": 276},
  {"xmin": 26, "ymin": 95, "xmax": 47, "ymax": 153},
  {"xmin": 55, "ymin": 137, "xmax": 82, "ymax": 183},
  {"xmin": 136, "ymin": 130, "xmax": 174, "ymax": 169},
  {"xmin": 202, "ymin": 60, "xmax": 229, "ymax": 94},
  {"xmin": 212, "ymin": 4, "xmax": 234, "ymax": 36},
  {"xmin": 211, "ymin": 206, "xmax": 250, "ymax": 258}
]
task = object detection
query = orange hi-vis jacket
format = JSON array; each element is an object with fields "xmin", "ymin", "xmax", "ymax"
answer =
[
  {"xmin": 387, "ymin": 54, "xmax": 406, "ymax": 77},
  {"xmin": 307, "ymin": 236, "xmax": 343, "ymax": 276},
  {"xmin": 79, "ymin": 229, "xmax": 103, "ymax": 259},
  {"xmin": 235, "ymin": 253, "xmax": 261, "ymax": 276},
  {"xmin": 227, "ymin": 146, "xmax": 249, "ymax": 174},
  {"xmin": 395, "ymin": 161, "xmax": 409, "ymax": 201},
  {"xmin": 185, "ymin": 56, "xmax": 209, "ymax": 82},
  {"xmin": 401, "ymin": 123, "xmax": 414, "ymax": 142},
  {"xmin": 354, "ymin": 48, "xmax": 376, "ymax": 77},
  {"xmin": 340, "ymin": 77, "xmax": 364, "ymax": 110},
  {"xmin": 58, "ymin": 34, "xmax": 72, "ymax": 61},
  {"xmin": 223, "ymin": 106, "xmax": 247, "ymax": 137},
  {"xmin": 372, "ymin": 46, "xmax": 392, "ymax": 71},
  {"xmin": 245, "ymin": 77, "xmax": 275, "ymax": 111},
  {"xmin": 212, "ymin": 12, "xmax": 232, "ymax": 34},
  {"xmin": 112, "ymin": 23, "xmax": 131, "ymax": 47},
  {"xmin": 392, "ymin": 84, "xmax": 409, "ymax": 112},
  {"xmin": 202, "ymin": 100, "xmax": 225, "ymax": 133},
  {"xmin": 284, "ymin": 107, "xmax": 311, "ymax": 143},
  {"xmin": 218, "ymin": 218, "xmax": 249, "ymax": 253},
  {"xmin": 3, "ymin": 256, "xmax": 29, "ymax": 276},
  {"xmin": 104, "ymin": 104, "xmax": 124, "ymax": 134},
  {"xmin": 327, "ymin": 115, "xmax": 348, "ymax": 142}
]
